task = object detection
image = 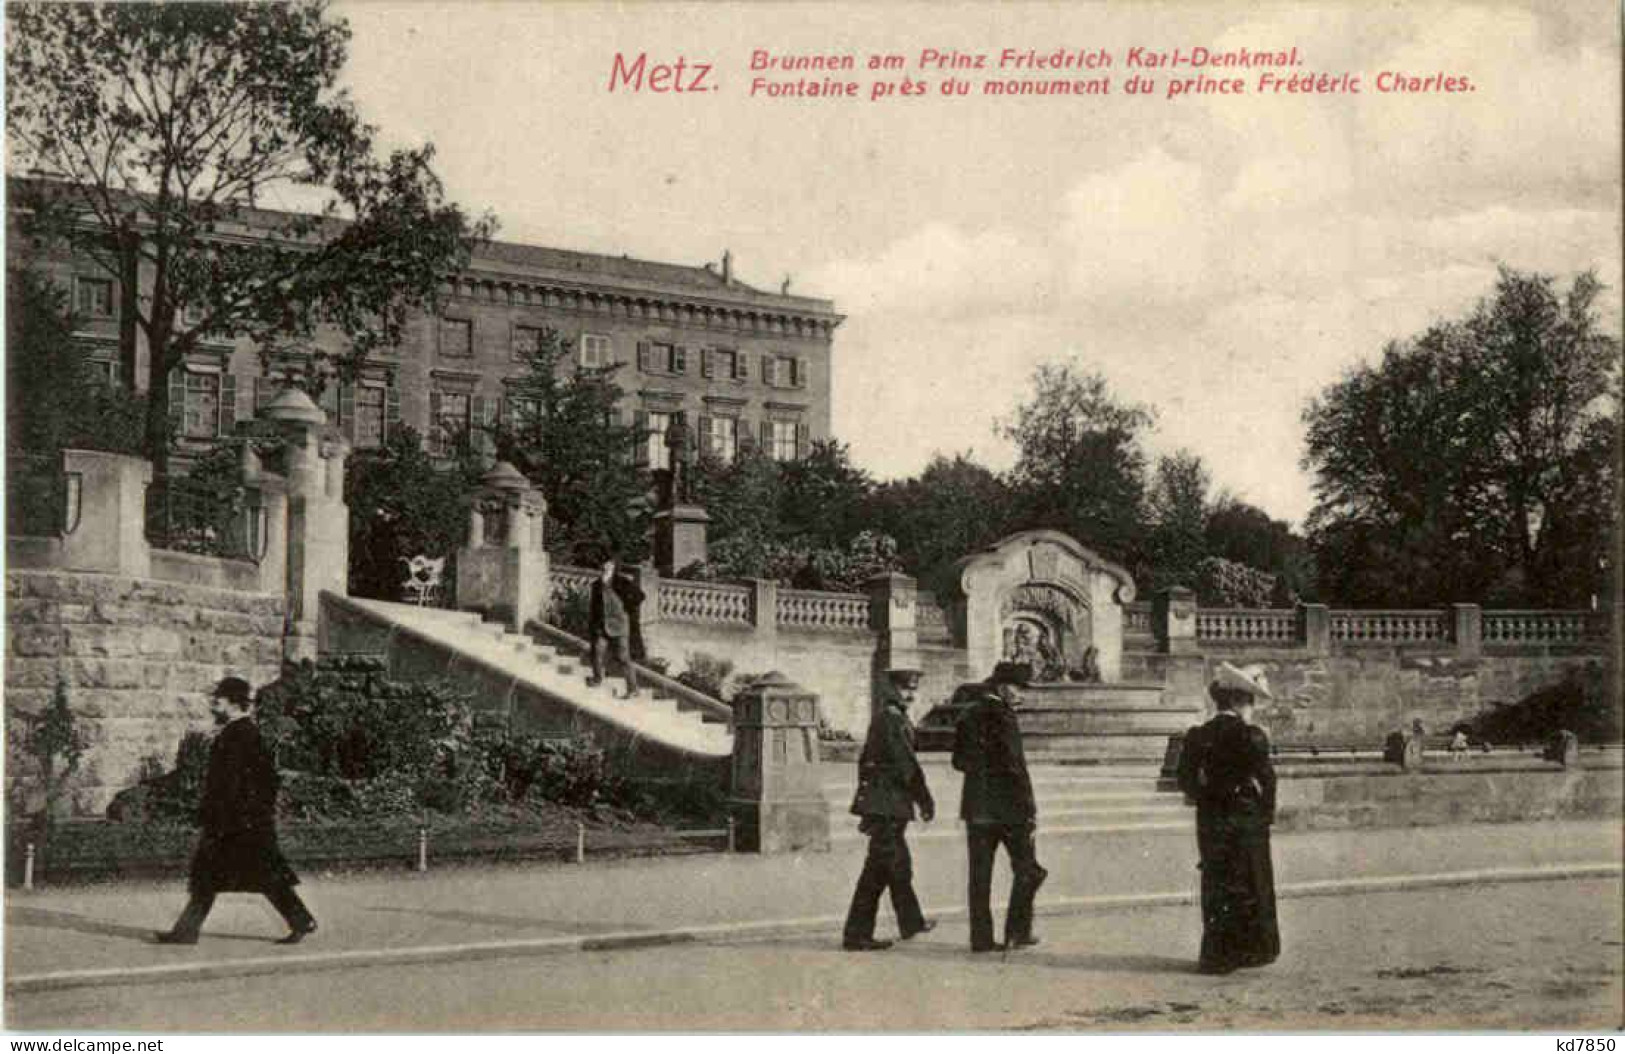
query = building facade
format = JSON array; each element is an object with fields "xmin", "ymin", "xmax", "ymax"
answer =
[{"xmin": 11, "ymin": 200, "xmax": 842, "ymax": 470}]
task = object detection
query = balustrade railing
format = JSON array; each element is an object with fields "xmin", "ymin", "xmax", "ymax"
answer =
[
  {"xmin": 916, "ymin": 592, "xmax": 952, "ymax": 643},
  {"xmin": 5, "ymin": 450, "xmax": 78, "ymax": 538},
  {"xmin": 659, "ymin": 578, "xmax": 751, "ymax": 626},
  {"xmin": 1483, "ymin": 610, "xmax": 1609, "ymax": 645},
  {"xmin": 550, "ymin": 565, "xmax": 596, "ymax": 601},
  {"xmin": 777, "ymin": 588, "xmax": 869, "ymax": 633},
  {"xmin": 145, "ymin": 476, "xmax": 262, "ymax": 561},
  {"xmin": 1330, "ymin": 609, "xmax": 1449, "ymax": 645},
  {"xmin": 1123, "ymin": 601, "xmax": 1154, "ymax": 637},
  {"xmin": 1196, "ymin": 608, "xmax": 1297, "ymax": 643}
]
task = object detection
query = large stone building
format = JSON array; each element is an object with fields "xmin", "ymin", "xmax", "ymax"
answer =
[{"xmin": 10, "ymin": 195, "xmax": 843, "ymax": 470}]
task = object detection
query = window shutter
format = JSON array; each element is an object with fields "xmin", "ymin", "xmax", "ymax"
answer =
[
  {"xmin": 697, "ymin": 414, "xmax": 713, "ymax": 458},
  {"xmin": 637, "ymin": 341, "xmax": 651, "ymax": 373},
  {"xmin": 339, "ymin": 382, "xmax": 357, "ymax": 441},
  {"xmin": 318, "ymin": 382, "xmax": 339, "ymax": 423},
  {"xmin": 734, "ymin": 352, "xmax": 748, "ymax": 381},
  {"xmin": 700, "ymin": 348, "xmax": 713, "ymax": 378},
  {"xmin": 219, "ymin": 373, "xmax": 238, "ymax": 436},
  {"xmin": 759, "ymin": 419, "xmax": 772, "ymax": 452},
  {"xmin": 167, "ymin": 367, "xmax": 185, "ymax": 433},
  {"xmin": 795, "ymin": 422, "xmax": 809, "ymax": 459},
  {"xmin": 633, "ymin": 410, "xmax": 650, "ymax": 468},
  {"xmin": 429, "ymin": 391, "xmax": 443, "ymax": 456},
  {"xmin": 472, "ymin": 395, "xmax": 491, "ymax": 456},
  {"xmin": 762, "ymin": 354, "xmax": 776, "ymax": 387},
  {"xmin": 252, "ymin": 376, "xmax": 270, "ymax": 413},
  {"xmin": 674, "ymin": 346, "xmax": 688, "ymax": 374},
  {"xmin": 384, "ymin": 377, "xmax": 401, "ymax": 441},
  {"xmin": 793, "ymin": 357, "xmax": 807, "ymax": 389}
]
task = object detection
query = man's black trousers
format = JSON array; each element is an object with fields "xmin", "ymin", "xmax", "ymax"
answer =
[
  {"xmin": 168, "ymin": 884, "xmax": 315, "ymax": 939},
  {"xmin": 966, "ymin": 822, "xmax": 1046, "ymax": 949},
  {"xmin": 842, "ymin": 819, "xmax": 926, "ymax": 941}
]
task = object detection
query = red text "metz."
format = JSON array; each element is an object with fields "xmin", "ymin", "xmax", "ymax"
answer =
[{"xmin": 608, "ymin": 52, "xmax": 715, "ymax": 92}]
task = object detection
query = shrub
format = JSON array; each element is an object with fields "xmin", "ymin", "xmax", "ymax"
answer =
[
  {"xmin": 1468, "ymin": 664, "xmax": 1620, "ymax": 745},
  {"xmin": 256, "ymin": 655, "xmax": 478, "ymax": 783},
  {"xmin": 1196, "ymin": 555, "xmax": 1279, "ymax": 608},
  {"xmin": 552, "ymin": 586, "xmax": 592, "ymax": 638},
  {"xmin": 674, "ymin": 652, "xmax": 734, "ymax": 702}
]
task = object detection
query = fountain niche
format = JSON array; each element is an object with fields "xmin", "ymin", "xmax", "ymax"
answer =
[{"xmin": 916, "ymin": 530, "xmax": 1201, "ymax": 759}]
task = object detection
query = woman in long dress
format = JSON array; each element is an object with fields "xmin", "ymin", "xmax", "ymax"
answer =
[{"xmin": 1176, "ymin": 662, "xmax": 1280, "ymax": 974}]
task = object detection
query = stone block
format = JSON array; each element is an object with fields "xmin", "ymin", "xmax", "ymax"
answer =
[
  {"xmin": 4, "ymin": 688, "xmax": 54, "ymax": 714},
  {"xmin": 11, "ymin": 626, "xmax": 69, "ymax": 657},
  {"xmin": 8, "ymin": 599, "xmax": 60, "ymax": 625}
]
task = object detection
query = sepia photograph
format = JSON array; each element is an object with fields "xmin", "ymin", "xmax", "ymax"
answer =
[{"xmin": 2, "ymin": 0, "xmax": 1621, "ymax": 1037}]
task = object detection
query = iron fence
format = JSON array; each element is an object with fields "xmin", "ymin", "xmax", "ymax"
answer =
[
  {"xmin": 145, "ymin": 476, "xmax": 264, "ymax": 561},
  {"xmin": 5, "ymin": 450, "xmax": 79, "ymax": 538}
]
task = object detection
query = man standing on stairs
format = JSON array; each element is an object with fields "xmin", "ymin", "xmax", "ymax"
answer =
[
  {"xmin": 588, "ymin": 554, "xmax": 642, "ymax": 699},
  {"xmin": 841, "ymin": 669, "xmax": 937, "ymax": 951},
  {"xmin": 952, "ymin": 661, "xmax": 1048, "ymax": 953}
]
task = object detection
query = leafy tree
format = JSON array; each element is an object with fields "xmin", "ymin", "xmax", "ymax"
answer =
[
  {"xmin": 999, "ymin": 363, "xmax": 1155, "ymax": 569},
  {"xmin": 5, "ymin": 269, "xmax": 148, "ymax": 456},
  {"xmin": 690, "ymin": 441, "xmax": 782, "ymax": 551},
  {"xmin": 868, "ymin": 452, "xmax": 1013, "ymax": 577},
  {"xmin": 346, "ymin": 426, "xmax": 480, "ymax": 601},
  {"xmin": 1303, "ymin": 268, "xmax": 1619, "ymax": 607},
  {"xmin": 493, "ymin": 327, "xmax": 647, "ymax": 565},
  {"xmin": 1146, "ymin": 450, "xmax": 1210, "ymax": 591},
  {"xmin": 776, "ymin": 439, "xmax": 874, "ymax": 548},
  {"xmin": 5, "ymin": 1, "xmax": 494, "ymax": 473},
  {"xmin": 1204, "ymin": 496, "xmax": 1315, "ymax": 603}
]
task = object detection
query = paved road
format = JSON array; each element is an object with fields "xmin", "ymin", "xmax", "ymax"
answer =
[{"xmin": 9, "ymin": 877, "xmax": 1620, "ymax": 1031}]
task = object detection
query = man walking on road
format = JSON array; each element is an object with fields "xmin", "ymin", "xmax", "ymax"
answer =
[
  {"xmin": 155, "ymin": 676, "xmax": 317, "ymax": 946},
  {"xmin": 952, "ymin": 662, "xmax": 1048, "ymax": 953},
  {"xmin": 841, "ymin": 669, "xmax": 937, "ymax": 951}
]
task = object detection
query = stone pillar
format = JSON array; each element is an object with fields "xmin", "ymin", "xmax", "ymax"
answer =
[
  {"xmin": 867, "ymin": 572, "xmax": 919, "ymax": 716},
  {"xmin": 748, "ymin": 578, "xmax": 779, "ymax": 646},
  {"xmin": 58, "ymin": 449, "xmax": 152, "ymax": 577},
  {"xmin": 264, "ymin": 388, "xmax": 350, "ymax": 661},
  {"xmin": 1452, "ymin": 603, "xmax": 1482, "ymax": 659},
  {"xmin": 1154, "ymin": 586, "xmax": 1198, "ymax": 655},
  {"xmin": 246, "ymin": 477, "xmax": 288, "ymax": 601},
  {"xmin": 1301, "ymin": 603, "xmax": 1331, "ymax": 656},
  {"xmin": 728, "ymin": 672, "xmax": 830, "ymax": 853},
  {"xmin": 455, "ymin": 461, "xmax": 549, "ymax": 632},
  {"xmin": 653, "ymin": 504, "xmax": 710, "ymax": 576}
]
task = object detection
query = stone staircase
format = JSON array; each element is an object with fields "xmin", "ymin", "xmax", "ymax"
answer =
[
  {"xmin": 331, "ymin": 597, "xmax": 732, "ymax": 758},
  {"xmin": 821, "ymin": 759, "xmax": 1189, "ymax": 844}
]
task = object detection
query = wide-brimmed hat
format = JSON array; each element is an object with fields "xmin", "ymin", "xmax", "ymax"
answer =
[{"xmin": 1210, "ymin": 662, "xmax": 1273, "ymax": 701}]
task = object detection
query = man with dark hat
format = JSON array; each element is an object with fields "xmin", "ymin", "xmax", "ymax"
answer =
[
  {"xmin": 1176, "ymin": 662, "xmax": 1280, "ymax": 974},
  {"xmin": 588, "ymin": 553, "xmax": 643, "ymax": 699},
  {"xmin": 841, "ymin": 668, "xmax": 937, "ymax": 951},
  {"xmin": 952, "ymin": 661, "xmax": 1048, "ymax": 953},
  {"xmin": 155, "ymin": 676, "xmax": 317, "ymax": 946}
]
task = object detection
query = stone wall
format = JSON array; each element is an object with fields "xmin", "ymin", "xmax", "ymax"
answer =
[
  {"xmin": 1126, "ymin": 645, "xmax": 1611, "ymax": 745},
  {"xmin": 5, "ymin": 570, "xmax": 285, "ymax": 814}
]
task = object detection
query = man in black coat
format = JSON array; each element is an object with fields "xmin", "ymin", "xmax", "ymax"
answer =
[
  {"xmin": 952, "ymin": 661, "xmax": 1048, "ymax": 952},
  {"xmin": 1176, "ymin": 662, "xmax": 1280, "ymax": 975},
  {"xmin": 841, "ymin": 669, "xmax": 936, "ymax": 951},
  {"xmin": 155, "ymin": 677, "xmax": 317, "ymax": 946},
  {"xmin": 587, "ymin": 555, "xmax": 642, "ymax": 698}
]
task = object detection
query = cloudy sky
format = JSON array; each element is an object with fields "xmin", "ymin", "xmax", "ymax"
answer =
[{"xmin": 326, "ymin": 1, "xmax": 1621, "ymax": 527}]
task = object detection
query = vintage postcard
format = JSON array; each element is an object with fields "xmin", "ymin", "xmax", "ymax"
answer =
[{"xmin": 3, "ymin": 0, "xmax": 1620, "ymax": 1039}]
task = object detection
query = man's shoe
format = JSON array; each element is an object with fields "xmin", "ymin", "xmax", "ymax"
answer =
[
  {"xmin": 900, "ymin": 919, "xmax": 937, "ymax": 940},
  {"xmin": 585, "ymin": 676, "xmax": 603, "ymax": 687},
  {"xmin": 153, "ymin": 930, "xmax": 198, "ymax": 945},
  {"xmin": 842, "ymin": 936, "xmax": 893, "ymax": 952},
  {"xmin": 1008, "ymin": 935, "xmax": 1041, "ymax": 949},
  {"xmin": 276, "ymin": 920, "xmax": 318, "ymax": 946}
]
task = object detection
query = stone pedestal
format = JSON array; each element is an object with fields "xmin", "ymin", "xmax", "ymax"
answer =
[
  {"xmin": 868, "ymin": 572, "xmax": 918, "ymax": 716},
  {"xmin": 456, "ymin": 461, "xmax": 549, "ymax": 632},
  {"xmin": 265, "ymin": 388, "xmax": 349, "ymax": 661},
  {"xmin": 59, "ymin": 450, "xmax": 151, "ymax": 578},
  {"xmin": 728, "ymin": 672, "xmax": 830, "ymax": 853},
  {"xmin": 1154, "ymin": 586, "xmax": 1198, "ymax": 656},
  {"xmin": 653, "ymin": 504, "xmax": 710, "ymax": 576},
  {"xmin": 1453, "ymin": 603, "xmax": 1482, "ymax": 659}
]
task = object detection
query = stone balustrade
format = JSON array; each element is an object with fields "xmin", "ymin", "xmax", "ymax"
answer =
[
  {"xmin": 658, "ymin": 578, "xmax": 752, "ymax": 626},
  {"xmin": 1483, "ymin": 610, "xmax": 1609, "ymax": 645},
  {"xmin": 1196, "ymin": 607, "xmax": 1297, "ymax": 643},
  {"xmin": 1330, "ymin": 609, "xmax": 1451, "ymax": 645},
  {"xmin": 776, "ymin": 588, "xmax": 868, "ymax": 632}
]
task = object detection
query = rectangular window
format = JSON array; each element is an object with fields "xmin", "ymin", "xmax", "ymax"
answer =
[
  {"xmin": 645, "ymin": 410, "xmax": 673, "ymax": 471},
  {"xmin": 512, "ymin": 324, "xmax": 544, "ymax": 361},
  {"xmin": 75, "ymin": 277, "xmax": 114, "ymax": 318},
  {"xmin": 581, "ymin": 333, "xmax": 611, "ymax": 368},
  {"xmin": 708, "ymin": 415, "xmax": 737, "ymax": 464},
  {"xmin": 183, "ymin": 372, "xmax": 221, "ymax": 439},
  {"xmin": 709, "ymin": 348, "xmax": 737, "ymax": 380},
  {"xmin": 354, "ymin": 385, "xmax": 386, "ymax": 449},
  {"xmin": 434, "ymin": 391, "xmax": 471, "ymax": 455},
  {"xmin": 440, "ymin": 317, "xmax": 473, "ymax": 358},
  {"xmin": 770, "ymin": 420, "xmax": 798, "ymax": 462}
]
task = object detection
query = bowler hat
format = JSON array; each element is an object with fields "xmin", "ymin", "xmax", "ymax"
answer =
[{"xmin": 212, "ymin": 676, "xmax": 253, "ymax": 705}]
